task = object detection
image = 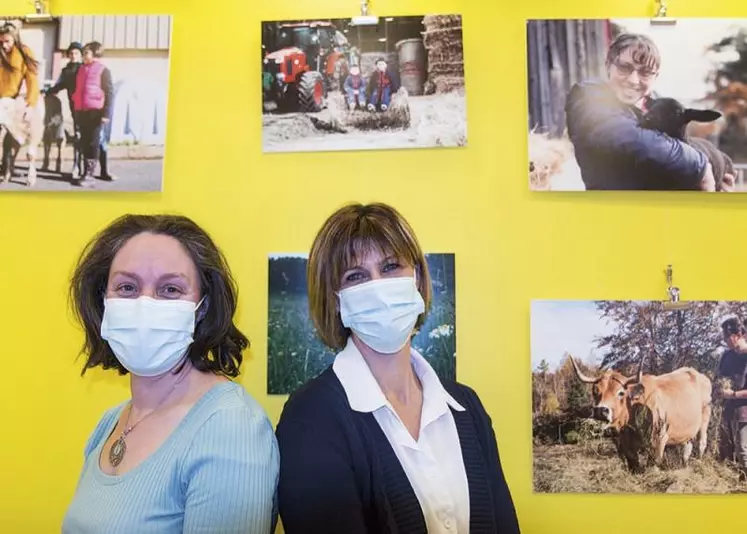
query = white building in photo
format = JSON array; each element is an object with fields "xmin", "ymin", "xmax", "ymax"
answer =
[{"xmin": 7, "ymin": 14, "xmax": 172, "ymax": 146}]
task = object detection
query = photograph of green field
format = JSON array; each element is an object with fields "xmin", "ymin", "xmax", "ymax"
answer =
[{"xmin": 267, "ymin": 252, "xmax": 456, "ymax": 395}]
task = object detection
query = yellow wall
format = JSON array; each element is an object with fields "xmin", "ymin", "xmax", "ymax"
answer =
[{"xmin": 2, "ymin": 0, "xmax": 746, "ymax": 532}]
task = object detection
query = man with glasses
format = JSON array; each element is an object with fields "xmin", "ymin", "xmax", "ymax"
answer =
[{"xmin": 565, "ymin": 32, "xmax": 722, "ymax": 191}]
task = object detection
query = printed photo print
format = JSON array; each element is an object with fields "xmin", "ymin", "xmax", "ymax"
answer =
[
  {"xmin": 527, "ymin": 18, "xmax": 747, "ymax": 192},
  {"xmin": 0, "ymin": 15, "xmax": 171, "ymax": 191},
  {"xmin": 267, "ymin": 252, "xmax": 456, "ymax": 395},
  {"xmin": 531, "ymin": 299, "xmax": 747, "ymax": 494},
  {"xmin": 261, "ymin": 15, "xmax": 466, "ymax": 153}
]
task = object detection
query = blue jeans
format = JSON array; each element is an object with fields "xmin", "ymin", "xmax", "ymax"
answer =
[
  {"xmin": 370, "ymin": 86, "xmax": 391, "ymax": 109},
  {"xmin": 345, "ymin": 88, "xmax": 366, "ymax": 107}
]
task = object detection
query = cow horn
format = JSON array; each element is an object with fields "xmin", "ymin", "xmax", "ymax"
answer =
[
  {"xmin": 567, "ymin": 353, "xmax": 600, "ymax": 383},
  {"xmin": 636, "ymin": 352, "xmax": 647, "ymax": 383},
  {"xmin": 624, "ymin": 352, "xmax": 647, "ymax": 387}
]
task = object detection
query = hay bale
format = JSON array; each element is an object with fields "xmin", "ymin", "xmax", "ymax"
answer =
[
  {"xmin": 428, "ymin": 61, "xmax": 464, "ymax": 78},
  {"xmin": 528, "ymin": 132, "xmax": 574, "ymax": 190},
  {"xmin": 422, "ymin": 16, "xmax": 465, "ymax": 94},
  {"xmin": 433, "ymin": 78, "xmax": 465, "ymax": 93},
  {"xmin": 422, "ymin": 28, "xmax": 464, "ymax": 50},
  {"xmin": 422, "ymin": 14, "xmax": 462, "ymax": 29},
  {"xmin": 262, "ymin": 114, "xmax": 324, "ymax": 143},
  {"xmin": 340, "ymin": 88, "xmax": 411, "ymax": 131},
  {"xmin": 411, "ymin": 91, "xmax": 466, "ymax": 147}
]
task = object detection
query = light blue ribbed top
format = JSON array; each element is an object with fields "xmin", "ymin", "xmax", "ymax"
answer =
[{"xmin": 62, "ymin": 381, "xmax": 279, "ymax": 534}]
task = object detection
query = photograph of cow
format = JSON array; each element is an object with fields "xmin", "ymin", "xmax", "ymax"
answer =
[
  {"xmin": 266, "ymin": 252, "xmax": 456, "ymax": 395},
  {"xmin": 532, "ymin": 299, "xmax": 747, "ymax": 494},
  {"xmin": 527, "ymin": 18, "xmax": 747, "ymax": 192},
  {"xmin": 261, "ymin": 14, "xmax": 466, "ymax": 154},
  {"xmin": 0, "ymin": 15, "xmax": 170, "ymax": 192}
]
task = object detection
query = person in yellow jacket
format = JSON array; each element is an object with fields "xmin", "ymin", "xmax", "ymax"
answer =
[
  {"xmin": 0, "ymin": 21, "xmax": 39, "ymax": 105},
  {"xmin": 0, "ymin": 21, "xmax": 41, "ymax": 180}
]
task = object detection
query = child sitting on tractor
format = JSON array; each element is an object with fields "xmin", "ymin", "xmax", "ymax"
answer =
[
  {"xmin": 367, "ymin": 58, "xmax": 398, "ymax": 112},
  {"xmin": 343, "ymin": 65, "xmax": 366, "ymax": 111}
]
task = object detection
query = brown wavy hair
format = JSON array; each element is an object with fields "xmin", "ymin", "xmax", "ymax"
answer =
[
  {"xmin": 0, "ymin": 22, "xmax": 39, "ymax": 73},
  {"xmin": 69, "ymin": 214, "xmax": 249, "ymax": 377}
]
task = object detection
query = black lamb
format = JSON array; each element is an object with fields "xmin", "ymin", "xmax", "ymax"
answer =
[{"xmin": 639, "ymin": 97, "xmax": 734, "ymax": 191}]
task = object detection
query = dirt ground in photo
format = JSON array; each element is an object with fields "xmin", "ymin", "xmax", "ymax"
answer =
[
  {"xmin": 534, "ymin": 441, "xmax": 747, "ymax": 494},
  {"xmin": 262, "ymin": 90, "xmax": 467, "ymax": 153}
]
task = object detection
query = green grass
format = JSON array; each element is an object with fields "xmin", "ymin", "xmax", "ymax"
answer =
[{"xmin": 267, "ymin": 291, "xmax": 456, "ymax": 395}]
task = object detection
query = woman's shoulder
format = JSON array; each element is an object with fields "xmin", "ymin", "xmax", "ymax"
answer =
[
  {"xmin": 188, "ymin": 381, "xmax": 274, "ymax": 436},
  {"xmin": 278, "ymin": 366, "xmax": 349, "ymax": 423}
]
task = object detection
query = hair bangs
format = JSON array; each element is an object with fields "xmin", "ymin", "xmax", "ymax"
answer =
[{"xmin": 629, "ymin": 40, "xmax": 660, "ymax": 70}]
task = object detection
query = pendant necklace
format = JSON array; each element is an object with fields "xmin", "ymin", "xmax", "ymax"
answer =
[{"xmin": 108, "ymin": 371, "xmax": 189, "ymax": 468}]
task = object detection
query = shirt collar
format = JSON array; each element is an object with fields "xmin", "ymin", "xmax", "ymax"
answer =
[{"xmin": 332, "ymin": 337, "xmax": 466, "ymax": 416}]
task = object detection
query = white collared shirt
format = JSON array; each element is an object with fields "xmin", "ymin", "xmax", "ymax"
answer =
[{"xmin": 333, "ymin": 338, "xmax": 470, "ymax": 534}]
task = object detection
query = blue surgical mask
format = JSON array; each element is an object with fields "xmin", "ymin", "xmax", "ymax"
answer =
[
  {"xmin": 338, "ymin": 276, "xmax": 425, "ymax": 354},
  {"xmin": 100, "ymin": 296, "xmax": 205, "ymax": 377}
]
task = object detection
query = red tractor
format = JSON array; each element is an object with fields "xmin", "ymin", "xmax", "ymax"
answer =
[{"xmin": 262, "ymin": 21, "xmax": 353, "ymax": 113}]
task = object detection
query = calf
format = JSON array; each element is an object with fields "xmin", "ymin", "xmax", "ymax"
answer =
[
  {"xmin": 0, "ymin": 96, "xmax": 44, "ymax": 187},
  {"xmin": 640, "ymin": 97, "xmax": 735, "ymax": 191}
]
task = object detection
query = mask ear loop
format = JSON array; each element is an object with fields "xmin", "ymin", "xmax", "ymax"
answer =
[{"xmin": 195, "ymin": 295, "xmax": 208, "ymax": 323}]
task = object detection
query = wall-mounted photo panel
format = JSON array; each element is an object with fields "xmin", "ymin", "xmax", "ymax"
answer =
[
  {"xmin": 527, "ymin": 18, "xmax": 747, "ymax": 192},
  {"xmin": 267, "ymin": 252, "xmax": 456, "ymax": 395},
  {"xmin": 0, "ymin": 14, "xmax": 171, "ymax": 191},
  {"xmin": 261, "ymin": 15, "xmax": 466, "ymax": 153},
  {"xmin": 531, "ymin": 299, "xmax": 747, "ymax": 494}
]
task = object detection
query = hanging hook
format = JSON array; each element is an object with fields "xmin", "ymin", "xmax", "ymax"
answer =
[
  {"xmin": 651, "ymin": 0, "xmax": 676, "ymax": 25},
  {"xmin": 666, "ymin": 264, "xmax": 680, "ymax": 302},
  {"xmin": 663, "ymin": 264, "xmax": 689, "ymax": 310},
  {"xmin": 654, "ymin": 0, "xmax": 668, "ymax": 17},
  {"xmin": 31, "ymin": 0, "xmax": 48, "ymax": 14},
  {"xmin": 352, "ymin": 0, "xmax": 379, "ymax": 26}
]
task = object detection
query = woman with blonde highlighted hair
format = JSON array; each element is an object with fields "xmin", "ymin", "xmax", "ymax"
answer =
[{"xmin": 276, "ymin": 202, "xmax": 520, "ymax": 533}]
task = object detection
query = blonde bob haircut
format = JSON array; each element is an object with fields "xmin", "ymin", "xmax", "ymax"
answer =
[{"xmin": 307, "ymin": 202, "xmax": 432, "ymax": 350}]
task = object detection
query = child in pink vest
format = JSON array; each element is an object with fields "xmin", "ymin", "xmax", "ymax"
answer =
[{"xmin": 71, "ymin": 41, "xmax": 113, "ymax": 186}]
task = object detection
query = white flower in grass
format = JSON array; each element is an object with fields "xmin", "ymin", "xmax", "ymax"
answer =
[{"xmin": 428, "ymin": 324, "xmax": 454, "ymax": 339}]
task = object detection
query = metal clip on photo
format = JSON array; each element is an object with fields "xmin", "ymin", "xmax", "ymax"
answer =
[
  {"xmin": 662, "ymin": 264, "xmax": 690, "ymax": 311},
  {"xmin": 351, "ymin": 0, "xmax": 379, "ymax": 26},
  {"xmin": 650, "ymin": 0, "xmax": 676, "ymax": 26},
  {"xmin": 26, "ymin": 0, "xmax": 54, "ymax": 21}
]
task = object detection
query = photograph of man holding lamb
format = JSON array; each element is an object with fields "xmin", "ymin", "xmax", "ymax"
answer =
[{"xmin": 527, "ymin": 18, "xmax": 747, "ymax": 192}]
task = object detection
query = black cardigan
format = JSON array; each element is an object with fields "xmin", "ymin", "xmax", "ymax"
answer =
[{"xmin": 276, "ymin": 367, "xmax": 521, "ymax": 533}]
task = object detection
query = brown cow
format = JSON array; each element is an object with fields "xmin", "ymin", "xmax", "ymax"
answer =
[{"xmin": 568, "ymin": 353, "xmax": 712, "ymax": 473}]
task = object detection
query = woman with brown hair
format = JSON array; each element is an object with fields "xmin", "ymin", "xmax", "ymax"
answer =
[
  {"xmin": 62, "ymin": 214, "xmax": 279, "ymax": 533},
  {"xmin": 0, "ymin": 21, "xmax": 41, "ymax": 181},
  {"xmin": 0, "ymin": 21, "xmax": 39, "ymax": 107},
  {"xmin": 275, "ymin": 202, "xmax": 520, "ymax": 533}
]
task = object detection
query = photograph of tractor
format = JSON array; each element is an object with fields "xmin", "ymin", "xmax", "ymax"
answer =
[
  {"xmin": 262, "ymin": 21, "xmax": 354, "ymax": 113},
  {"xmin": 261, "ymin": 14, "xmax": 467, "ymax": 154}
]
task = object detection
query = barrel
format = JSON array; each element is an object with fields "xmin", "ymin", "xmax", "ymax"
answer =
[{"xmin": 396, "ymin": 38, "xmax": 426, "ymax": 96}]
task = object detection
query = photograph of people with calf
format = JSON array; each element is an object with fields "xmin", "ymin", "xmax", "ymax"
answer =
[
  {"xmin": 261, "ymin": 14, "xmax": 466, "ymax": 153},
  {"xmin": 0, "ymin": 14, "xmax": 171, "ymax": 191},
  {"xmin": 532, "ymin": 299, "xmax": 747, "ymax": 494},
  {"xmin": 527, "ymin": 18, "xmax": 747, "ymax": 192}
]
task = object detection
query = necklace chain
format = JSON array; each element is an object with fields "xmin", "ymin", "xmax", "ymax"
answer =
[{"xmin": 108, "ymin": 371, "xmax": 189, "ymax": 467}]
